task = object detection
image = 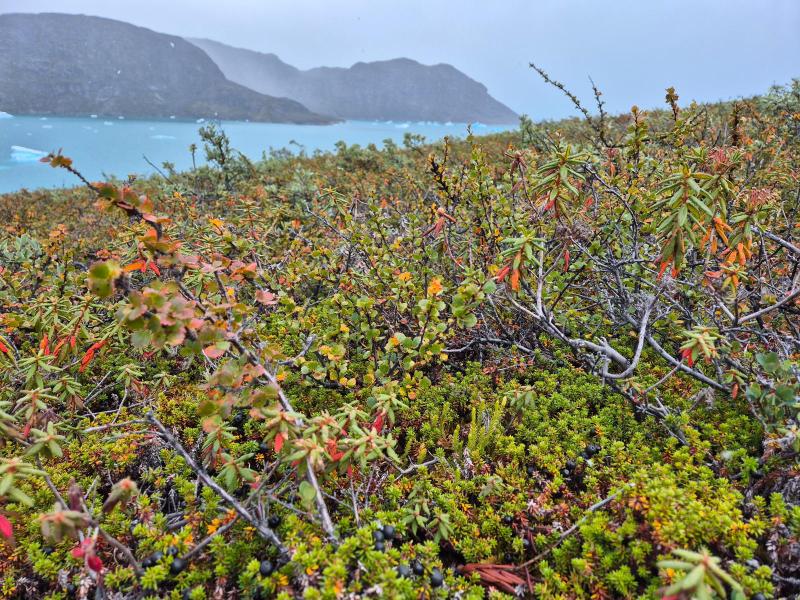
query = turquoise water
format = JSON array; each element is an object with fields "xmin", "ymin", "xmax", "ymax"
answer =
[{"xmin": 0, "ymin": 115, "xmax": 513, "ymax": 193}]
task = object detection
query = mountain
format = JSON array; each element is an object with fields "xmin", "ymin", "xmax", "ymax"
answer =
[
  {"xmin": 0, "ymin": 13, "xmax": 334, "ymax": 124},
  {"xmin": 189, "ymin": 38, "xmax": 519, "ymax": 124}
]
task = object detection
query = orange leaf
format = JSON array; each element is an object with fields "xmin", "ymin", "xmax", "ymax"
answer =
[
  {"xmin": 123, "ymin": 260, "xmax": 146, "ymax": 273},
  {"xmin": 203, "ymin": 345, "xmax": 226, "ymax": 359}
]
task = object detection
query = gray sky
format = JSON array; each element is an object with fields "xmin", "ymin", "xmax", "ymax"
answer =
[{"xmin": 2, "ymin": 0, "xmax": 798, "ymax": 119}]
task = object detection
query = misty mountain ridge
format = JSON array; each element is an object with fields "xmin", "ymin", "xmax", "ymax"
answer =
[
  {"xmin": 0, "ymin": 13, "xmax": 333, "ymax": 124},
  {"xmin": 0, "ymin": 12, "xmax": 517, "ymax": 125},
  {"xmin": 189, "ymin": 38, "xmax": 518, "ymax": 124}
]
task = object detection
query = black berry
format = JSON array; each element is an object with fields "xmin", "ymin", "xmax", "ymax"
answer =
[
  {"xmin": 260, "ymin": 559, "xmax": 274, "ymax": 576},
  {"xmin": 397, "ymin": 564, "xmax": 411, "ymax": 578},
  {"xmin": 374, "ymin": 540, "xmax": 385, "ymax": 552},
  {"xmin": 268, "ymin": 514, "xmax": 281, "ymax": 528},
  {"xmin": 373, "ymin": 529, "xmax": 385, "ymax": 542},
  {"xmin": 502, "ymin": 515, "xmax": 514, "ymax": 525},
  {"xmin": 382, "ymin": 524, "xmax": 396, "ymax": 540},
  {"xmin": 170, "ymin": 557, "xmax": 187, "ymax": 575},
  {"xmin": 142, "ymin": 551, "xmax": 163, "ymax": 568},
  {"xmin": 411, "ymin": 560, "xmax": 424, "ymax": 576},
  {"xmin": 430, "ymin": 568, "xmax": 444, "ymax": 587}
]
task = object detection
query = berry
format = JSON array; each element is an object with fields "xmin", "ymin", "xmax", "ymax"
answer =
[
  {"xmin": 502, "ymin": 515, "xmax": 514, "ymax": 525},
  {"xmin": 374, "ymin": 540, "xmax": 385, "ymax": 552},
  {"xmin": 259, "ymin": 559, "xmax": 274, "ymax": 577},
  {"xmin": 166, "ymin": 546, "xmax": 179, "ymax": 556},
  {"xmin": 522, "ymin": 537, "xmax": 531, "ymax": 549},
  {"xmin": 411, "ymin": 560, "xmax": 424, "ymax": 576},
  {"xmin": 526, "ymin": 464, "xmax": 536, "ymax": 476},
  {"xmin": 430, "ymin": 568, "xmax": 444, "ymax": 588},
  {"xmin": 258, "ymin": 441, "xmax": 270, "ymax": 453},
  {"xmin": 182, "ymin": 588, "xmax": 197, "ymax": 600},
  {"xmin": 142, "ymin": 551, "xmax": 163, "ymax": 568},
  {"xmin": 267, "ymin": 514, "xmax": 281, "ymax": 528},
  {"xmin": 382, "ymin": 524, "xmax": 396, "ymax": 540},
  {"xmin": 397, "ymin": 564, "xmax": 411, "ymax": 578},
  {"xmin": 373, "ymin": 529, "xmax": 384, "ymax": 542},
  {"xmin": 565, "ymin": 459, "xmax": 576, "ymax": 470},
  {"xmin": 231, "ymin": 412, "xmax": 245, "ymax": 427},
  {"xmin": 751, "ymin": 595, "xmax": 766, "ymax": 600},
  {"xmin": 169, "ymin": 557, "xmax": 187, "ymax": 575},
  {"xmin": 586, "ymin": 444, "xmax": 601, "ymax": 457},
  {"xmin": 561, "ymin": 468, "xmax": 571, "ymax": 477}
]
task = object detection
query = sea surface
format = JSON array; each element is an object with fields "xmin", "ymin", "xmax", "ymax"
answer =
[{"xmin": 0, "ymin": 114, "xmax": 514, "ymax": 193}]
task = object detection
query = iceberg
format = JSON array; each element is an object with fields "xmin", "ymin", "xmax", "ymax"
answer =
[
  {"xmin": 10, "ymin": 145, "xmax": 48, "ymax": 162},
  {"xmin": 0, "ymin": 111, "xmax": 12, "ymax": 119}
]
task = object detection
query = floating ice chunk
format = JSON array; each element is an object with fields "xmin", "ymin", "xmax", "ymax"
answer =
[
  {"xmin": 395, "ymin": 122, "xmax": 410, "ymax": 129},
  {"xmin": 170, "ymin": 41, "xmax": 175, "ymax": 48},
  {"xmin": 0, "ymin": 111, "xmax": 12, "ymax": 119},
  {"xmin": 151, "ymin": 134, "xmax": 176, "ymax": 140},
  {"xmin": 11, "ymin": 145, "xmax": 47, "ymax": 162},
  {"xmin": 196, "ymin": 118, "xmax": 205, "ymax": 123},
  {"xmin": 103, "ymin": 121, "xmax": 113, "ymax": 126}
]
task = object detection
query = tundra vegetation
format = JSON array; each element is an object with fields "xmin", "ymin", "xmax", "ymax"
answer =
[{"xmin": 0, "ymin": 76, "xmax": 799, "ymax": 599}]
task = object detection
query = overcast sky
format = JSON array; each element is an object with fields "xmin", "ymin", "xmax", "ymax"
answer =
[{"xmin": 2, "ymin": 0, "xmax": 798, "ymax": 119}]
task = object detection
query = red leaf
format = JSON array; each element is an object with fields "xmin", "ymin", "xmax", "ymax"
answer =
[
  {"xmin": 326, "ymin": 438, "xmax": 344, "ymax": 461},
  {"xmin": 79, "ymin": 340, "xmax": 106, "ymax": 372},
  {"xmin": 147, "ymin": 261, "xmax": 161, "ymax": 277},
  {"xmin": 71, "ymin": 544, "xmax": 85, "ymax": 559},
  {"xmin": 680, "ymin": 347, "xmax": 694, "ymax": 367},
  {"xmin": 52, "ymin": 338, "xmax": 66, "ymax": 357},
  {"xmin": 0, "ymin": 514, "xmax": 12, "ymax": 539},
  {"xmin": 40, "ymin": 334, "xmax": 50, "ymax": 355},
  {"xmin": 255, "ymin": 290, "xmax": 278, "ymax": 305},
  {"xmin": 656, "ymin": 260, "xmax": 670, "ymax": 280},
  {"xmin": 372, "ymin": 411, "xmax": 385, "ymax": 433},
  {"xmin": 495, "ymin": 265, "xmax": 511, "ymax": 283},
  {"xmin": 274, "ymin": 431, "xmax": 286, "ymax": 453},
  {"xmin": 563, "ymin": 248, "xmax": 570, "ymax": 272},
  {"xmin": 0, "ymin": 340, "xmax": 8, "ymax": 354}
]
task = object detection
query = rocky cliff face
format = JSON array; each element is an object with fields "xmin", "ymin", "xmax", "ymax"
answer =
[
  {"xmin": 0, "ymin": 13, "xmax": 333, "ymax": 124},
  {"xmin": 189, "ymin": 38, "xmax": 519, "ymax": 124}
]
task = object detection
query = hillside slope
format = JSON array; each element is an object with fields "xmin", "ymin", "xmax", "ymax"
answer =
[
  {"xmin": 0, "ymin": 13, "xmax": 334, "ymax": 124},
  {"xmin": 189, "ymin": 38, "xmax": 519, "ymax": 124}
]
